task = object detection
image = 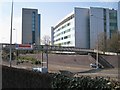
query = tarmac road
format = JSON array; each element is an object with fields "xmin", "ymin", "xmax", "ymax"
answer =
[{"xmin": 2, "ymin": 59, "xmax": 119, "ymax": 81}]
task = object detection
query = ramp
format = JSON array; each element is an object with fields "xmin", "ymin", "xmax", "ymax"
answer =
[{"xmin": 90, "ymin": 53, "xmax": 114, "ymax": 68}]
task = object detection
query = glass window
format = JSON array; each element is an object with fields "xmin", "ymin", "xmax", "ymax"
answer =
[
  {"xmin": 32, "ymin": 31, "xmax": 35, "ymax": 44},
  {"xmin": 110, "ymin": 23, "xmax": 117, "ymax": 26},
  {"xmin": 61, "ymin": 37, "xmax": 63, "ymax": 40},
  {"xmin": 32, "ymin": 24, "xmax": 35, "ymax": 28},
  {"xmin": 67, "ymin": 23, "xmax": 70, "ymax": 26},
  {"xmin": 32, "ymin": 28, "xmax": 35, "ymax": 31},
  {"xmin": 67, "ymin": 41, "xmax": 71, "ymax": 44},
  {"xmin": 64, "ymin": 36, "xmax": 68, "ymax": 39}
]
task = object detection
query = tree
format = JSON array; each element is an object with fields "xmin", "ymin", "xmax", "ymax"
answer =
[
  {"xmin": 42, "ymin": 35, "xmax": 51, "ymax": 45},
  {"xmin": 98, "ymin": 32, "xmax": 106, "ymax": 52},
  {"xmin": 98, "ymin": 31, "xmax": 120, "ymax": 53},
  {"xmin": 107, "ymin": 31, "xmax": 120, "ymax": 53}
]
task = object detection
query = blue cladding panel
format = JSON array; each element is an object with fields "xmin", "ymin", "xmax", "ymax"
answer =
[{"xmin": 38, "ymin": 14, "xmax": 40, "ymax": 38}]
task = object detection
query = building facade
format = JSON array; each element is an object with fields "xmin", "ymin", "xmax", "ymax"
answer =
[
  {"xmin": 90, "ymin": 7, "xmax": 117, "ymax": 49},
  {"xmin": 22, "ymin": 8, "xmax": 40, "ymax": 45},
  {"xmin": 118, "ymin": 1, "xmax": 120, "ymax": 31},
  {"xmin": 51, "ymin": 7, "xmax": 118, "ymax": 49},
  {"xmin": 51, "ymin": 7, "xmax": 89, "ymax": 48}
]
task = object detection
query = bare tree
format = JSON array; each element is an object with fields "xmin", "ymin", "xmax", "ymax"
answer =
[
  {"xmin": 42, "ymin": 35, "xmax": 51, "ymax": 45},
  {"xmin": 97, "ymin": 32, "xmax": 107, "ymax": 53},
  {"xmin": 98, "ymin": 31, "xmax": 120, "ymax": 53},
  {"xmin": 107, "ymin": 31, "xmax": 120, "ymax": 53}
]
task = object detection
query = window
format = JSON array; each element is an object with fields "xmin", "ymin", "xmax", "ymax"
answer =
[
  {"xmin": 61, "ymin": 37, "xmax": 63, "ymax": 40},
  {"xmin": 32, "ymin": 31, "xmax": 35, "ymax": 44},
  {"xmin": 110, "ymin": 23, "xmax": 117, "ymax": 26},
  {"xmin": 32, "ymin": 12, "xmax": 35, "ymax": 31},
  {"xmin": 109, "ymin": 11, "xmax": 117, "ymax": 19},
  {"xmin": 64, "ymin": 42, "xmax": 67, "ymax": 45},
  {"xmin": 67, "ymin": 23, "xmax": 70, "ymax": 26},
  {"xmin": 32, "ymin": 24, "xmax": 35, "ymax": 28},
  {"xmin": 68, "ymin": 35, "xmax": 71, "ymax": 38},
  {"xmin": 67, "ymin": 41, "xmax": 71, "ymax": 44},
  {"xmin": 32, "ymin": 28, "xmax": 35, "ymax": 31},
  {"xmin": 64, "ymin": 36, "xmax": 68, "ymax": 39}
]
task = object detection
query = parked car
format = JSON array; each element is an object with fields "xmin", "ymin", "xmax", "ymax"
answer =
[
  {"xmin": 32, "ymin": 67, "xmax": 48, "ymax": 73},
  {"xmin": 90, "ymin": 63, "xmax": 103, "ymax": 68}
]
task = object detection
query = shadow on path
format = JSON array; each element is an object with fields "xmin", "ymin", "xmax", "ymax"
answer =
[
  {"xmin": 76, "ymin": 68, "xmax": 103, "ymax": 74},
  {"xmin": 59, "ymin": 69, "xmax": 103, "ymax": 76}
]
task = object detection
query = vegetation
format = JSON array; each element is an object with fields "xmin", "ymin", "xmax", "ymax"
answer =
[
  {"xmin": 107, "ymin": 32, "xmax": 120, "ymax": 53},
  {"xmin": 42, "ymin": 35, "xmax": 51, "ymax": 45},
  {"xmin": 51, "ymin": 73, "xmax": 120, "ymax": 89},
  {"xmin": 2, "ymin": 66, "xmax": 120, "ymax": 89},
  {"xmin": 16, "ymin": 56, "xmax": 41, "ymax": 65},
  {"xmin": 17, "ymin": 56, "xmax": 36, "ymax": 61},
  {"xmin": 2, "ymin": 48, "xmax": 42, "ymax": 65},
  {"xmin": 2, "ymin": 51, "xmax": 16, "ymax": 60},
  {"xmin": 98, "ymin": 31, "xmax": 120, "ymax": 53}
]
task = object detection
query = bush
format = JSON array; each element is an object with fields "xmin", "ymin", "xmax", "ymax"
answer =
[
  {"xmin": 17, "ymin": 56, "xmax": 37, "ymax": 61},
  {"xmin": 16, "ymin": 56, "xmax": 41, "ymax": 65},
  {"xmin": 31, "ymin": 60, "xmax": 41, "ymax": 65},
  {"xmin": 51, "ymin": 73, "xmax": 120, "ymax": 89}
]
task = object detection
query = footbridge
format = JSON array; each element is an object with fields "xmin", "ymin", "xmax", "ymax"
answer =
[
  {"xmin": 35, "ymin": 45, "xmax": 95, "ymax": 53},
  {"xmin": 1, "ymin": 43, "xmax": 118, "ymax": 69},
  {"xmin": 1, "ymin": 43, "xmax": 119, "ymax": 55}
]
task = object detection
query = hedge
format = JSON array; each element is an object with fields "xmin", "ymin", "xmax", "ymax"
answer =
[{"xmin": 51, "ymin": 73, "xmax": 120, "ymax": 89}]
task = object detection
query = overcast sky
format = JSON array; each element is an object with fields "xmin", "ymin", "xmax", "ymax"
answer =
[{"xmin": 0, "ymin": 0, "xmax": 119, "ymax": 44}]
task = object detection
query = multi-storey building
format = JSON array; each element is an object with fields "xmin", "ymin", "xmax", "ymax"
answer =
[
  {"xmin": 22, "ymin": 8, "xmax": 41, "ymax": 45},
  {"xmin": 51, "ymin": 7, "xmax": 118, "ymax": 49},
  {"xmin": 118, "ymin": 1, "xmax": 120, "ymax": 31},
  {"xmin": 51, "ymin": 7, "xmax": 89, "ymax": 48}
]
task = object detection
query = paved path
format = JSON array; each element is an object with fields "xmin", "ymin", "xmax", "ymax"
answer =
[{"xmin": 2, "ymin": 60, "xmax": 119, "ymax": 81}]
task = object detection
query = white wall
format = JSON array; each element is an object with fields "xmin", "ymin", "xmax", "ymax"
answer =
[
  {"xmin": 75, "ymin": 7, "xmax": 89, "ymax": 48},
  {"xmin": 53, "ymin": 14, "xmax": 75, "ymax": 47},
  {"xmin": 118, "ymin": 1, "xmax": 120, "ymax": 31},
  {"xmin": 51, "ymin": 27, "xmax": 54, "ymax": 45},
  {"xmin": 106, "ymin": 9, "xmax": 110, "ymax": 39},
  {"xmin": 90, "ymin": 7, "xmax": 104, "ymax": 49}
]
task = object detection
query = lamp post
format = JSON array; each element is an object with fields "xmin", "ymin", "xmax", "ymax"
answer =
[
  {"xmin": 13, "ymin": 28, "xmax": 17, "ymax": 44},
  {"xmin": 90, "ymin": 14, "xmax": 104, "ymax": 69},
  {"xmin": 9, "ymin": 0, "xmax": 13, "ymax": 67}
]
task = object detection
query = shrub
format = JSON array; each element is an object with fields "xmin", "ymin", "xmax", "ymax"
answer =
[
  {"xmin": 51, "ymin": 73, "xmax": 120, "ymax": 89},
  {"xmin": 17, "ymin": 56, "xmax": 37, "ymax": 61},
  {"xmin": 34, "ymin": 61, "xmax": 41, "ymax": 65}
]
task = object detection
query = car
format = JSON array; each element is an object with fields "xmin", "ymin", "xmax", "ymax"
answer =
[
  {"xmin": 32, "ymin": 67, "xmax": 41, "ymax": 72},
  {"xmin": 32, "ymin": 67, "xmax": 48, "ymax": 73},
  {"xmin": 90, "ymin": 63, "xmax": 97, "ymax": 68},
  {"xmin": 90, "ymin": 63, "xmax": 103, "ymax": 68}
]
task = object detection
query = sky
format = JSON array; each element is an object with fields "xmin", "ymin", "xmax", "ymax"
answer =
[{"xmin": 0, "ymin": 0, "xmax": 120, "ymax": 44}]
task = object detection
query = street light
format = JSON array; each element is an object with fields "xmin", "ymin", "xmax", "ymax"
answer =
[
  {"xmin": 9, "ymin": 0, "xmax": 13, "ymax": 67},
  {"xmin": 90, "ymin": 14, "xmax": 104, "ymax": 69},
  {"xmin": 13, "ymin": 28, "xmax": 17, "ymax": 44}
]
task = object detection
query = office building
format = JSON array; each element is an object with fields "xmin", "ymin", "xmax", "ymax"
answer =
[
  {"xmin": 51, "ymin": 7, "xmax": 117, "ymax": 49},
  {"xmin": 51, "ymin": 7, "xmax": 89, "ymax": 48},
  {"xmin": 90, "ymin": 7, "xmax": 117, "ymax": 49},
  {"xmin": 22, "ymin": 8, "xmax": 40, "ymax": 45},
  {"xmin": 118, "ymin": 1, "xmax": 120, "ymax": 31}
]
